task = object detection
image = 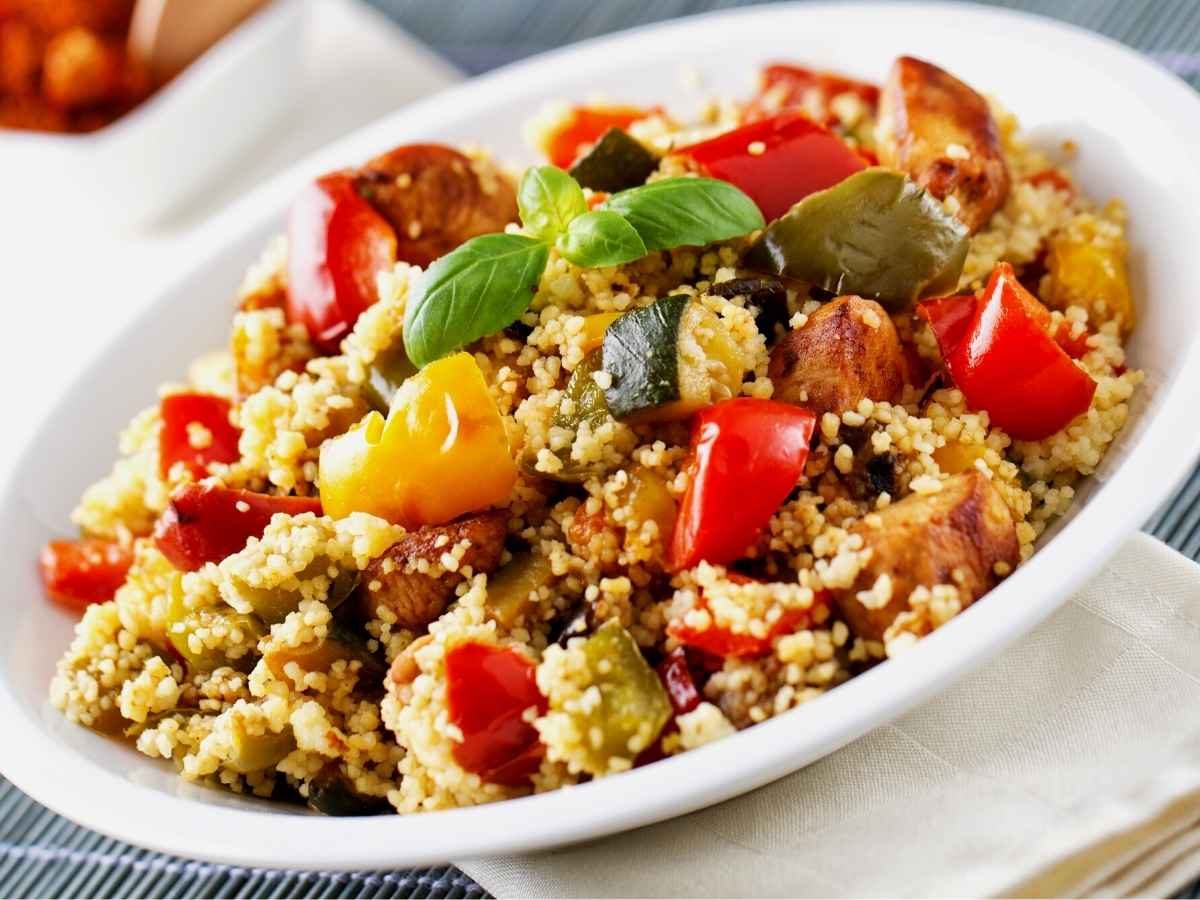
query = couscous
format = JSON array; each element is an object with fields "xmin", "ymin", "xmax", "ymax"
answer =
[{"xmin": 42, "ymin": 56, "xmax": 1141, "ymax": 815}]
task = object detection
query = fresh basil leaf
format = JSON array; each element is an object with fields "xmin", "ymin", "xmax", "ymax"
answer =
[
  {"xmin": 601, "ymin": 177, "xmax": 764, "ymax": 251},
  {"xmin": 555, "ymin": 210, "xmax": 647, "ymax": 268},
  {"xmin": 518, "ymin": 165, "xmax": 587, "ymax": 242},
  {"xmin": 403, "ymin": 233, "xmax": 550, "ymax": 368}
]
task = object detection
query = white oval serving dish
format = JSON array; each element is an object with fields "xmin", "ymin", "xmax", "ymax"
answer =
[{"xmin": 1, "ymin": 0, "xmax": 1199, "ymax": 871}]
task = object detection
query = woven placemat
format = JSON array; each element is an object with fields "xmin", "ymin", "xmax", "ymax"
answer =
[{"xmin": 5, "ymin": 0, "xmax": 1200, "ymax": 896}]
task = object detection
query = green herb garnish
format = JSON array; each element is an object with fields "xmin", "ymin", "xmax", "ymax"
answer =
[{"xmin": 403, "ymin": 166, "xmax": 764, "ymax": 368}]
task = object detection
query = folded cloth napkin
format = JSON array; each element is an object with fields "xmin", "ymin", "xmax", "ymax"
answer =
[{"xmin": 460, "ymin": 533, "xmax": 1200, "ymax": 898}]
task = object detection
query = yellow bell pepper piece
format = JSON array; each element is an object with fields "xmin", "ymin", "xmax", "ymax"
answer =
[
  {"xmin": 579, "ymin": 312, "xmax": 621, "ymax": 353},
  {"xmin": 1045, "ymin": 226, "xmax": 1135, "ymax": 336},
  {"xmin": 319, "ymin": 353, "xmax": 517, "ymax": 527},
  {"xmin": 933, "ymin": 441, "xmax": 988, "ymax": 476}
]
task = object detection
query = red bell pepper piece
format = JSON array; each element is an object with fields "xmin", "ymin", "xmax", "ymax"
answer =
[
  {"xmin": 40, "ymin": 538, "xmax": 134, "ymax": 612},
  {"xmin": 667, "ymin": 578, "xmax": 827, "ymax": 660},
  {"xmin": 542, "ymin": 104, "xmax": 657, "ymax": 169},
  {"xmin": 917, "ymin": 263, "xmax": 1096, "ymax": 441},
  {"xmin": 669, "ymin": 398, "xmax": 816, "ymax": 571},
  {"xmin": 286, "ymin": 172, "xmax": 398, "ymax": 352},
  {"xmin": 158, "ymin": 393, "xmax": 241, "ymax": 480},
  {"xmin": 675, "ymin": 112, "xmax": 867, "ymax": 222},
  {"xmin": 655, "ymin": 647, "xmax": 702, "ymax": 716},
  {"xmin": 1027, "ymin": 169, "xmax": 1074, "ymax": 195},
  {"xmin": 153, "ymin": 483, "xmax": 323, "ymax": 572},
  {"xmin": 445, "ymin": 641, "xmax": 547, "ymax": 785},
  {"xmin": 746, "ymin": 63, "xmax": 880, "ymax": 124}
]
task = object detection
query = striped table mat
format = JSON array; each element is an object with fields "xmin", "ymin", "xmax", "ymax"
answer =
[{"xmin": 5, "ymin": 0, "xmax": 1200, "ymax": 896}]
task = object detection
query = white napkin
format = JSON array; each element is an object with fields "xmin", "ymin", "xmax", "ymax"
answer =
[{"xmin": 461, "ymin": 533, "xmax": 1200, "ymax": 898}]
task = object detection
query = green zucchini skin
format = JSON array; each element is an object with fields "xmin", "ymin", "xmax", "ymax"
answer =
[
  {"xmin": 307, "ymin": 768, "xmax": 391, "ymax": 816},
  {"xmin": 602, "ymin": 293, "xmax": 689, "ymax": 419},
  {"xmin": 568, "ymin": 128, "xmax": 660, "ymax": 193}
]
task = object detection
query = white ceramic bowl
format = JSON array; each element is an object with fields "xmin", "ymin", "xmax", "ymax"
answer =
[
  {"xmin": 0, "ymin": 0, "xmax": 304, "ymax": 229},
  {"xmin": 2, "ymin": 1, "xmax": 1199, "ymax": 871}
]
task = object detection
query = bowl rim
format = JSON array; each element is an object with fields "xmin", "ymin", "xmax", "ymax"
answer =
[
  {"xmin": 0, "ymin": 0, "xmax": 304, "ymax": 147},
  {"xmin": 2, "ymin": 0, "xmax": 1199, "ymax": 871}
]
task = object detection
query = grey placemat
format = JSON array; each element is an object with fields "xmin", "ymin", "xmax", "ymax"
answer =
[{"xmin": 5, "ymin": 0, "xmax": 1200, "ymax": 896}]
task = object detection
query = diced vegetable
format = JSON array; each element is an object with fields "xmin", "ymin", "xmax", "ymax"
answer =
[
  {"xmin": 486, "ymin": 551, "xmax": 556, "ymax": 629},
  {"xmin": 165, "ymin": 583, "xmax": 266, "ymax": 674},
  {"xmin": 568, "ymin": 127, "xmax": 660, "ymax": 192},
  {"xmin": 669, "ymin": 398, "xmax": 816, "ymax": 570},
  {"xmin": 232, "ymin": 567, "xmax": 359, "ymax": 626},
  {"xmin": 158, "ymin": 393, "xmax": 241, "ymax": 480},
  {"xmin": 539, "ymin": 104, "xmax": 657, "ymax": 169},
  {"xmin": 227, "ymin": 725, "xmax": 296, "ymax": 774},
  {"xmin": 674, "ymin": 112, "xmax": 867, "ymax": 222},
  {"xmin": 876, "ymin": 56, "xmax": 1010, "ymax": 233},
  {"xmin": 286, "ymin": 173, "xmax": 398, "ymax": 352},
  {"xmin": 567, "ymin": 620, "xmax": 671, "ymax": 770},
  {"xmin": 917, "ymin": 263, "xmax": 1097, "ymax": 441},
  {"xmin": 746, "ymin": 63, "xmax": 880, "ymax": 125},
  {"xmin": 306, "ymin": 766, "xmax": 391, "ymax": 816},
  {"xmin": 709, "ymin": 277, "xmax": 789, "ymax": 341},
  {"xmin": 602, "ymin": 294, "xmax": 750, "ymax": 423},
  {"xmin": 579, "ymin": 311, "xmax": 621, "ymax": 353},
  {"xmin": 745, "ymin": 168, "xmax": 969, "ymax": 309},
  {"xmin": 319, "ymin": 353, "xmax": 517, "ymax": 527},
  {"xmin": 362, "ymin": 341, "xmax": 418, "ymax": 413},
  {"xmin": 153, "ymin": 483, "xmax": 322, "ymax": 572},
  {"xmin": 627, "ymin": 466, "xmax": 676, "ymax": 546},
  {"xmin": 39, "ymin": 538, "xmax": 133, "ymax": 611},
  {"xmin": 1045, "ymin": 227, "xmax": 1135, "ymax": 336},
  {"xmin": 933, "ymin": 441, "xmax": 988, "ymax": 475},
  {"xmin": 263, "ymin": 622, "xmax": 385, "ymax": 684},
  {"xmin": 655, "ymin": 647, "xmax": 701, "ymax": 715},
  {"xmin": 668, "ymin": 598, "xmax": 818, "ymax": 659},
  {"xmin": 523, "ymin": 347, "xmax": 610, "ymax": 483},
  {"xmin": 445, "ymin": 641, "xmax": 547, "ymax": 785}
]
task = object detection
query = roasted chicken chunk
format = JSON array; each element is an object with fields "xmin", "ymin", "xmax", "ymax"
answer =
[
  {"xmin": 354, "ymin": 145, "xmax": 518, "ymax": 268},
  {"xmin": 768, "ymin": 295, "xmax": 905, "ymax": 419},
  {"xmin": 877, "ymin": 56, "xmax": 1010, "ymax": 233},
  {"xmin": 358, "ymin": 510, "xmax": 507, "ymax": 630},
  {"xmin": 834, "ymin": 470, "xmax": 1019, "ymax": 641}
]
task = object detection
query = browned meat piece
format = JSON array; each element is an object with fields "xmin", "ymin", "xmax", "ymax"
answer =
[
  {"xmin": 876, "ymin": 56, "xmax": 1010, "ymax": 233},
  {"xmin": 41, "ymin": 26, "xmax": 122, "ymax": 110},
  {"xmin": 358, "ymin": 511, "xmax": 507, "ymax": 630},
  {"xmin": 834, "ymin": 470, "xmax": 1019, "ymax": 641},
  {"xmin": 354, "ymin": 145, "xmax": 518, "ymax": 267},
  {"xmin": 768, "ymin": 296, "xmax": 905, "ymax": 419}
]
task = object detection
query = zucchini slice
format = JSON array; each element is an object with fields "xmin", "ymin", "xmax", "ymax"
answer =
[
  {"xmin": 568, "ymin": 128, "xmax": 660, "ymax": 193},
  {"xmin": 602, "ymin": 294, "xmax": 749, "ymax": 422}
]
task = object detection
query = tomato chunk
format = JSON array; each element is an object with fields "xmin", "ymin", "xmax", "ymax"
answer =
[
  {"xmin": 286, "ymin": 173, "xmax": 398, "ymax": 352},
  {"xmin": 675, "ymin": 112, "xmax": 867, "ymax": 222},
  {"xmin": 917, "ymin": 263, "xmax": 1096, "ymax": 440},
  {"xmin": 40, "ymin": 538, "xmax": 133, "ymax": 612},
  {"xmin": 542, "ymin": 104, "xmax": 656, "ymax": 169},
  {"xmin": 669, "ymin": 398, "xmax": 816, "ymax": 571},
  {"xmin": 445, "ymin": 642, "xmax": 547, "ymax": 785},
  {"xmin": 153, "ymin": 483, "xmax": 323, "ymax": 572},
  {"xmin": 158, "ymin": 393, "xmax": 241, "ymax": 480}
]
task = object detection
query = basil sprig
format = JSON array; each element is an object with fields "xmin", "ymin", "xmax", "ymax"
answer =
[{"xmin": 403, "ymin": 166, "xmax": 763, "ymax": 368}]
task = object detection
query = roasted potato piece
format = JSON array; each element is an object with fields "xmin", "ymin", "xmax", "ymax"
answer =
[
  {"xmin": 877, "ymin": 56, "xmax": 1010, "ymax": 233},
  {"xmin": 768, "ymin": 295, "xmax": 905, "ymax": 419},
  {"xmin": 835, "ymin": 470, "xmax": 1018, "ymax": 641},
  {"xmin": 354, "ymin": 145, "xmax": 518, "ymax": 267},
  {"xmin": 357, "ymin": 510, "xmax": 507, "ymax": 630}
]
